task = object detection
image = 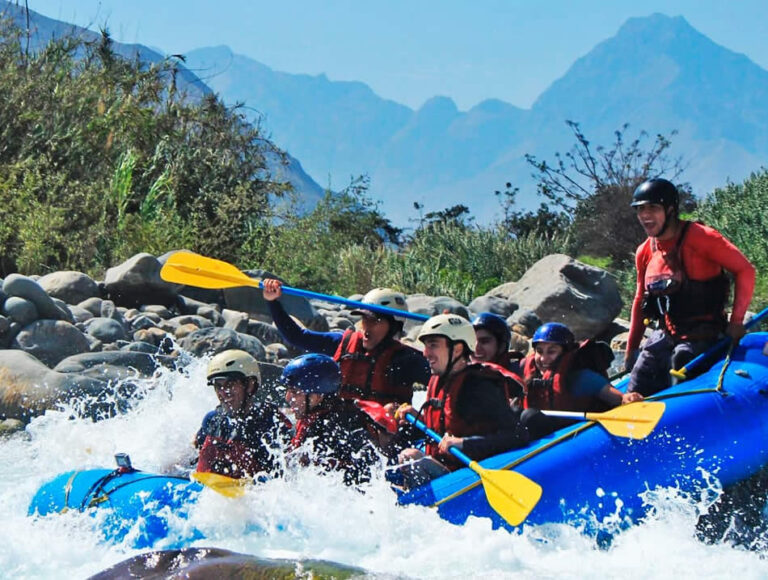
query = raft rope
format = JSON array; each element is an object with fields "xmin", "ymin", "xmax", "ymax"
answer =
[{"xmin": 70, "ymin": 471, "xmax": 192, "ymax": 510}]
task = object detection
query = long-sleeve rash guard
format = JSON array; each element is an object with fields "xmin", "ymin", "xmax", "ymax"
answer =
[{"xmin": 627, "ymin": 221, "xmax": 755, "ymax": 353}]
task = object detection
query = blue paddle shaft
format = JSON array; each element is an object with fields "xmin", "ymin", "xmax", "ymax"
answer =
[
  {"xmin": 615, "ymin": 305, "xmax": 768, "ymax": 388},
  {"xmin": 404, "ymin": 413, "xmax": 474, "ymax": 467},
  {"xmin": 266, "ymin": 282, "xmax": 430, "ymax": 322}
]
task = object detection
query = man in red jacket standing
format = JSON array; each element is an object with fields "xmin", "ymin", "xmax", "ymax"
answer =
[{"xmin": 625, "ymin": 178, "xmax": 755, "ymax": 396}]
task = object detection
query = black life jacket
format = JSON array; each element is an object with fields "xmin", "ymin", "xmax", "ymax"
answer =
[{"xmin": 641, "ymin": 221, "xmax": 729, "ymax": 338}]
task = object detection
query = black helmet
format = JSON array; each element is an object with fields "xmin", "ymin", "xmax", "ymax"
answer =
[
  {"xmin": 630, "ymin": 178, "xmax": 679, "ymax": 212},
  {"xmin": 472, "ymin": 312, "xmax": 512, "ymax": 351}
]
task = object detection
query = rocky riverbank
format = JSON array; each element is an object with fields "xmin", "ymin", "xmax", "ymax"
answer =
[{"xmin": 0, "ymin": 251, "xmax": 630, "ymax": 432}]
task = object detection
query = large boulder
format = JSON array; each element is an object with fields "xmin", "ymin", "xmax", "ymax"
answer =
[
  {"xmin": 103, "ymin": 253, "xmax": 181, "ymax": 307},
  {"xmin": 0, "ymin": 350, "xmax": 113, "ymax": 422},
  {"xmin": 503, "ymin": 254, "xmax": 622, "ymax": 339},
  {"xmin": 12, "ymin": 320, "xmax": 91, "ymax": 367},
  {"xmin": 37, "ymin": 271, "xmax": 100, "ymax": 305},
  {"xmin": 88, "ymin": 547, "xmax": 365, "ymax": 580}
]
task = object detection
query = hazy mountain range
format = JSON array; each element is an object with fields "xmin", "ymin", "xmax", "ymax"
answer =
[{"xmin": 4, "ymin": 3, "xmax": 767, "ymax": 225}]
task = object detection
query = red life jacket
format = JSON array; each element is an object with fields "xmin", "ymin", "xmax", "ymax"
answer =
[
  {"xmin": 421, "ymin": 363, "xmax": 510, "ymax": 469},
  {"xmin": 333, "ymin": 329, "xmax": 414, "ymax": 404},
  {"xmin": 642, "ymin": 221, "xmax": 729, "ymax": 338},
  {"xmin": 521, "ymin": 349, "xmax": 595, "ymax": 412},
  {"xmin": 196, "ymin": 436, "xmax": 262, "ymax": 480}
]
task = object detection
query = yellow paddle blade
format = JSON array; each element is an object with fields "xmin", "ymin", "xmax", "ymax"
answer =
[
  {"xmin": 160, "ymin": 252, "xmax": 260, "ymax": 290},
  {"xmin": 585, "ymin": 401, "xmax": 666, "ymax": 440},
  {"xmin": 468, "ymin": 461, "xmax": 542, "ymax": 526},
  {"xmin": 191, "ymin": 471, "xmax": 249, "ymax": 498}
]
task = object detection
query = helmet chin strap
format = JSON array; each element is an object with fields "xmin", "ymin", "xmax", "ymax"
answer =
[
  {"xmin": 441, "ymin": 340, "xmax": 463, "ymax": 378},
  {"xmin": 657, "ymin": 206, "xmax": 677, "ymax": 238}
]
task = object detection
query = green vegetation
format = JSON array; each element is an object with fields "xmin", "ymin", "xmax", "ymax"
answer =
[
  {"xmin": 695, "ymin": 170, "xmax": 768, "ymax": 303},
  {"xmin": 0, "ymin": 20, "xmax": 764, "ymax": 315},
  {"xmin": 0, "ymin": 19, "xmax": 287, "ymax": 275}
]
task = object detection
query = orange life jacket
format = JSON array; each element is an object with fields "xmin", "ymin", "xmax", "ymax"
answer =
[
  {"xmin": 421, "ymin": 364, "xmax": 511, "ymax": 469},
  {"xmin": 333, "ymin": 329, "xmax": 414, "ymax": 404},
  {"xmin": 521, "ymin": 349, "xmax": 596, "ymax": 412}
]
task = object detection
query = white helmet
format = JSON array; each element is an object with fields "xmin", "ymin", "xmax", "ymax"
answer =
[
  {"xmin": 417, "ymin": 313, "xmax": 477, "ymax": 353},
  {"xmin": 207, "ymin": 349, "xmax": 261, "ymax": 383},
  {"xmin": 351, "ymin": 288, "xmax": 409, "ymax": 319}
]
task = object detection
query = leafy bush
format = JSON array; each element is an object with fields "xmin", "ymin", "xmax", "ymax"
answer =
[
  {"xmin": 695, "ymin": 169, "xmax": 768, "ymax": 307},
  {"xmin": 0, "ymin": 19, "xmax": 285, "ymax": 276}
]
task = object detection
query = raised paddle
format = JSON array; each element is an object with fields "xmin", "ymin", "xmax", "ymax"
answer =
[
  {"xmin": 160, "ymin": 251, "xmax": 430, "ymax": 322},
  {"xmin": 669, "ymin": 305, "xmax": 768, "ymax": 380},
  {"xmin": 540, "ymin": 401, "xmax": 665, "ymax": 439},
  {"xmin": 191, "ymin": 471, "xmax": 248, "ymax": 498},
  {"xmin": 403, "ymin": 412, "xmax": 542, "ymax": 527}
]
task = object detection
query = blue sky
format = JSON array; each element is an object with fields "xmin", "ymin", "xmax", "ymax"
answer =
[{"xmin": 22, "ymin": 0, "xmax": 768, "ymax": 111}]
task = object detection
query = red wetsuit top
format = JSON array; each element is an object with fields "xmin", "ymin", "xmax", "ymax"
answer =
[{"xmin": 627, "ymin": 221, "xmax": 755, "ymax": 352}]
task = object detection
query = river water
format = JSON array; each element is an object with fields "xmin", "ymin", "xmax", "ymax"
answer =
[{"xmin": 2, "ymin": 358, "xmax": 767, "ymax": 579}]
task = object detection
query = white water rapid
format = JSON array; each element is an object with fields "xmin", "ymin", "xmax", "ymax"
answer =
[{"xmin": 2, "ymin": 358, "xmax": 767, "ymax": 579}]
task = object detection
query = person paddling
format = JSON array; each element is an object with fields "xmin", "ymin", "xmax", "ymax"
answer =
[
  {"xmin": 263, "ymin": 280, "xmax": 430, "ymax": 416},
  {"xmin": 519, "ymin": 323, "xmax": 642, "ymax": 439},
  {"xmin": 625, "ymin": 178, "xmax": 755, "ymax": 396},
  {"xmin": 395, "ymin": 314, "xmax": 529, "ymax": 489},
  {"xmin": 281, "ymin": 353, "xmax": 380, "ymax": 485},
  {"xmin": 194, "ymin": 350, "xmax": 291, "ymax": 480}
]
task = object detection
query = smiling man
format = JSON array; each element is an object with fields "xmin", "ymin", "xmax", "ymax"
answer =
[
  {"xmin": 625, "ymin": 178, "xmax": 756, "ymax": 396},
  {"xmin": 262, "ymin": 281, "xmax": 430, "ymax": 415},
  {"xmin": 395, "ymin": 314, "xmax": 529, "ymax": 488},
  {"xmin": 194, "ymin": 350, "xmax": 291, "ymax": 479}
]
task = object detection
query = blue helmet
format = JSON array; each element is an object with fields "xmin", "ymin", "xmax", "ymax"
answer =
[
  {"xmin": 532, "ymin": 322, "xmax": 574, "ymax": 346},
  {"xmin": 472, "ymin": 312, "xmax": 512, "ymax": 349},
  {"xmin": 279, "ymin": 353, "xmax": 341, "ymax": 394}
]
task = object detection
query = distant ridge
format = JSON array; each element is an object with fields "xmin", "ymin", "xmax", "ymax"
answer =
[{"xmin": 186, "ymin": 14, "xmax": 768, "ymax": 225}]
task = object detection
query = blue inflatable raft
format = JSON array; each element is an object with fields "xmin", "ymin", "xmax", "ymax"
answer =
[
  {"xmin": 399, "ymin": 332, "xmax": 768, "ymax": 531},
  {"xmin": 29, "ymin": 332, "xmax": 768, "ymax": 544},
  {"xmin": 29, "ymin": 468, "xmax": 204, "ymax": 548}
]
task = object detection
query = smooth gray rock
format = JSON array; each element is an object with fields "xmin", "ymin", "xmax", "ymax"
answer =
[
  {"xmin": 78, "ymin": 297, "xmax": 103, "ymax": 317},
  {"xmin": 0, "ymin": 350, "xmax": 112, "ymax": 421},
  {"xmin": 83, "ymin": 317, "xmax": 129, "ymax": 343},
  {"xmin": 508, "ymin": 309, "xmax": 542, "ymax": 337},
  {"xmin": 2, "ymin": 296, "xmax": 39, "ymax": 326},
  {"xmin": 87, "ymin": 547, "xmax": 365, "ymax": 580},
  {"xmin": 3, "ymin": 274, "xmax": 66, "ymax": 320},
  {"xmin": 468, "ymin": 294, "xmax": 518, "ymax": 318},
  {"xmin": 221, "ymin": 309, "xmax": 249, "ymax": 333},
  {"xmin": 54, "ymin": 351, "xmax": 165, "ymax": 376},
  {"xmin": 120, "ymin": 341, "xmax": 161, "ymax": 354},
  {"xmin": 196, "ymin": 305, "xmax": 224, "ymax": 327},
  {"xmin": 37, "ymin": 271, "xmax": 99, "ymax": 305},
  {"xmin": 179, "ymin": 327, "xmax": 266, "ymax": 361},
  {"xmin": 67, "ymin": 304, "xmax": 95, "ymax": 323},
  {"xmin": 12, "ymin": 320, "xmax": 92, "ymax": 367},
  {"xmin": 504, "ymin": 254, "xmax": 622, "ymax": 340},
  {"xmin": 140, "ymin": 304, "xmax": 174, "ymax": 318},
  {"xmin": 104, "ymin": 253, "xmax": 181, "ymax": 307}
]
